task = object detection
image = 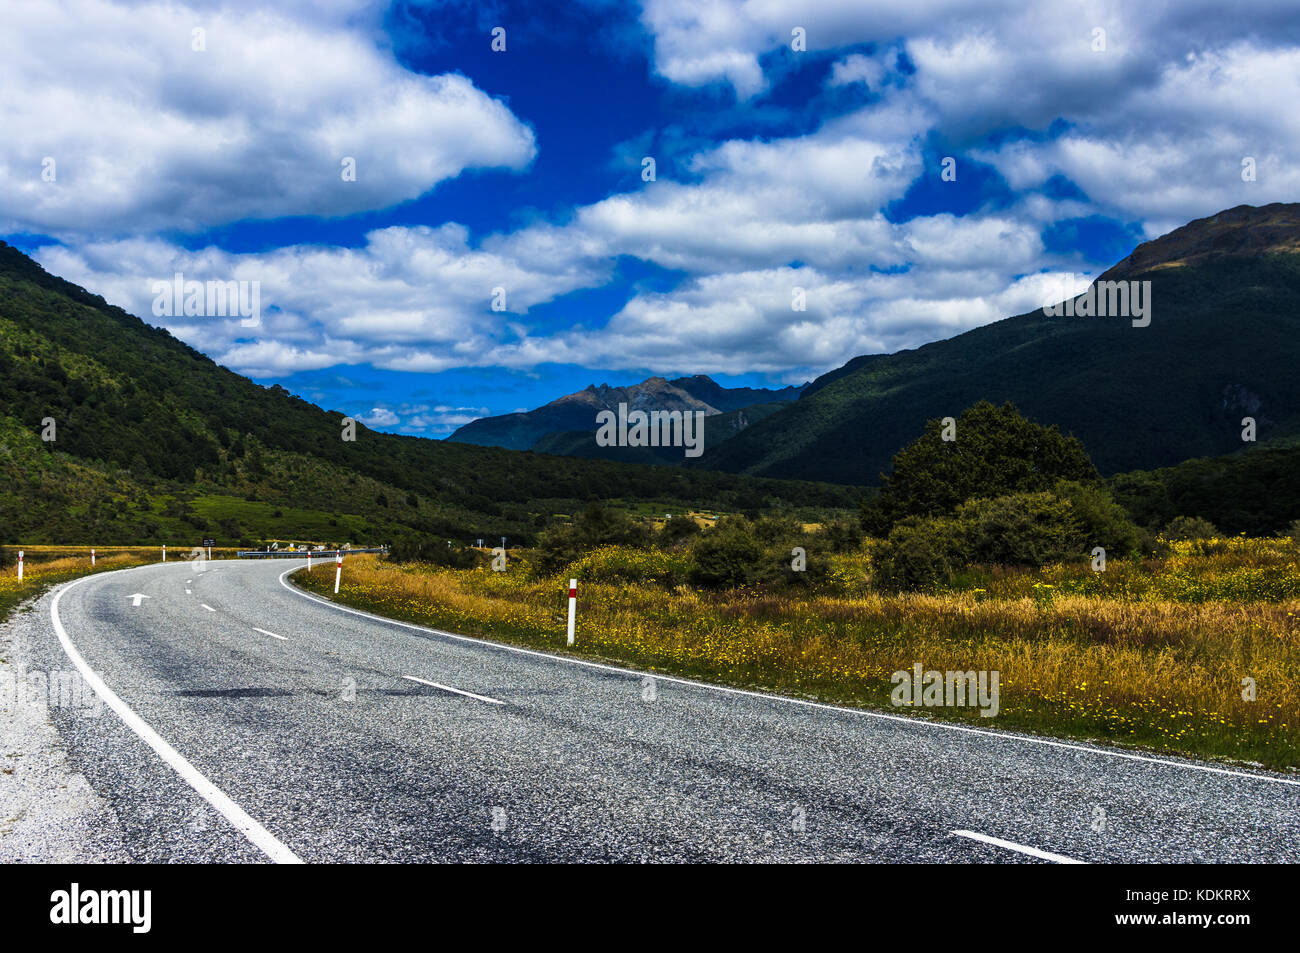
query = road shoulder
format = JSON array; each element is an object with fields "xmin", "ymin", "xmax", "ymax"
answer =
[{"xmin": 0, "ymin": 589, "xmax": 131, "ymax": 863}]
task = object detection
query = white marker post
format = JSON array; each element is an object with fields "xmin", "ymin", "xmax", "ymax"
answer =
[
  {"xmin": 91, "ymin": 547, "xmax": 95, "ymax": 566},
  {"xmin": 162, "ymin": 544, "xmax": 166, "ymax": 562},
  {"xmin": 306, "ymin": 550, "xmax": 312, "ymax": 571},
  {"xmin": 334, "ymin": 549, "xmax": 342, "ymax": 594},
  {"xmin": 17, "ymin": 550, "xmax": 23, "ymax": 581},
  {"xmin": 566, "ymin": 578, "xmax": 577, "ymax": 646}
]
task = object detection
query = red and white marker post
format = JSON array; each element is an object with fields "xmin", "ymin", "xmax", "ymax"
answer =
[
  {"xmin": 566, "ymin": 578, "xmax": 577, "ymax": 645},
  {"xmin": 17, "ymin": 550, "xmax": 23, "ymax": 581},
  {"xmin": 307, "ymin": 550, "xmax": 312, "ymax": 571},
  {"xmin": 334, "ymin": 549, "xmax": 342, "ymax": 594}
]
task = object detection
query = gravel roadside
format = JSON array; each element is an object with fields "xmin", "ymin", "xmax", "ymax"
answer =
[{"xmin": 0, "ymin": 590, "xmax": 131, "ymax": 863}]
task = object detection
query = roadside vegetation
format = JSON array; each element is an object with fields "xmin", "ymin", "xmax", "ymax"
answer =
[{"xmin": 293, "ymin": 404, "xmax": 1300, "ymax": 771}]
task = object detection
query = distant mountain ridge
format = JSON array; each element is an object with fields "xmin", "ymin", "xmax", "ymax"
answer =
[
  {"xmin": 693, "ymin": 202, "xmax": 1300, "ymax": 484},
  {"xmin": 446, "ymin": 375, "xmax": 804, "ymax": 451}
]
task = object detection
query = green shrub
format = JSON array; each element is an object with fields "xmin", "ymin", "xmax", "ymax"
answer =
[
  {"xmin": 566, "ymin": 546, "xmax": 691, "ymax": 587},
  {"xmin": 535, "ymin": 502, "xmax": 651, "ymax": 574},
  {"xmin": 869, "ymin": 516, "xmax": 966, "ymax": 593},
  {"xmin": 1163, "ymin": 515, "xmax": 1222, "ymax": 541},
  {"xmin": 863, "ymin": 401, "xmax": 1100, "ymax": 533},
  {"xmin": 749, "ymin": 515, "xmax": 796, "ymax": 544},
  {"xmin": 957, "ymin": 491, "xmax": 1082, "ymax": 566},
  {"xmin": 821, "ymin": 519, "xmax": 862, "ymax": 552},
  {"xmin": 688, "ymin": 517, "xmax": 765, "ymax": 588},
  {"xmin": 1052, "ymin": 480, "xmax": 1141, "ymax": 556},
  {"xmin": 659, "ymin": 514, "xmax": 701, "ymax": 547},
  {"xmin": 387, "ymin": 539, "xmax": 480, "ymax": 568}
]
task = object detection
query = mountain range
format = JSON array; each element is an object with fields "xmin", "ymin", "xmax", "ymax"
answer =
[
  {"xmin": 0, "ymin": 244, "xmax": 852, "ymax": 546},
  {"xmin": 3, "ymin": 201, "xmax": 1298, "ymax": 543},
  {"xmin": 446, "ymin": 375, "xmax": 803, "ymax": 451},
  {"xmin": 697, "ymin": 203, "xmax": 1300, "ymax": 483},
  {"xmin": 445, "ymin": 204, "xmax": 1300, "ymax": 486}
]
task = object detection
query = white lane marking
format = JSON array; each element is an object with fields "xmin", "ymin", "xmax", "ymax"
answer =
[
  {"xmin": 200, "ymin": 603, "xmax": 215, "ymax": 612},
  {"xmin": 185, "ymin": 589, "xmax": 192, "ymax": 595},
  {"xmin": 279, "ymin": 567, "xmax": 1300, "ymax": 788},
  {"xmin": 253, "ymin": 627, "xmax": 288, "ymax": 641},
  {"xmin": 186, "ymin": 579, "xmax": 192, "ymax": 584},
  {"xmin": 49, "ymin": 574, "xmax": 302, "ymax": 864},
  {"xmin": 402, "ymin": 675, "xmax": 503, "ymax": 705},
  {"xmin": 951, "ymin": 830, "xmax": 1086, "ymax": 864}
]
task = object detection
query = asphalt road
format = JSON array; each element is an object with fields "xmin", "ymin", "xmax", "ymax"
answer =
[{"xmin": 19, "ymin": 557, "xmax": 1300, "ymax": 863}]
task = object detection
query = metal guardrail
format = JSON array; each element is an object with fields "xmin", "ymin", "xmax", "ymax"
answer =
[{"xmin": 237, "ymin": 548, "xmax": 388, "ymax": 558}]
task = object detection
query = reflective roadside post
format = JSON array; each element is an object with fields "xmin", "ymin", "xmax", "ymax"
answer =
[{"xmin": 567, "ymin": 579, "xmax": 577, "ymax": 646}]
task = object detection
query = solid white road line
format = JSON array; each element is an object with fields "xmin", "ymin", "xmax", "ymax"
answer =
[
  {"xmin": 279, "ymin": 566, "xmax": 1300, "ymax": 788},
  {"xmin": 50, "ymin": 574, "xmax": 302, "ymax": 864},
  {"xmin": 951, "ymin": 830, "xmax": 1086, "ymax": 864},
  {"xmin": 185, "ymin": 589, "xmax": 192, "ymax": 594},
  {"xmin": 253, "ymin": 627, "xmax": 288, "ymax": 641},
  {"xmin": 200, "ymin": 603, "xmax": 215, "ymax": 612},
  {"xmin": 402, "ymin": 675, "xmax": 503, "ymax": 705}
]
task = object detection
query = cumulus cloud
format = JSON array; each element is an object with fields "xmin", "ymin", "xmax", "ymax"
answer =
[
  {"xmin": 36, "ymin": 225, "xmax": 608, "ymax": 377},
  {"xmin": 0, "ymin": 0, "xmax": 535, "ymax": 238}
]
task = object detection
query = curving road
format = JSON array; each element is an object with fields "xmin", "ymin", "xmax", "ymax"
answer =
[{"xmin": 18, "ymin": 557, "xmax": 1300, "ymax": 863}]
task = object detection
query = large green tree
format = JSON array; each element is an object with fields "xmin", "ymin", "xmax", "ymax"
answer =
[{"xmin": 862, "ymin": 401, "xmax": 1099, "ymax": 534}]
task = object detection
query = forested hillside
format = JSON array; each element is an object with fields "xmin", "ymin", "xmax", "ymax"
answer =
[{"xmin": 0, "ymin": 243, "xmax": 857, "ymax": 545}]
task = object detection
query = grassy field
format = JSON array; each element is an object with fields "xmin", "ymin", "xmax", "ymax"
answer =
[{"xmin": 292, "ymin": 537, "xmax": 1300, "ymax": 770}]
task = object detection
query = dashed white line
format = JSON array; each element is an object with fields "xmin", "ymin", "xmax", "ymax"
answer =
[
  {"xmin": 951, "ymin": 830, "xmax": 1086, "ymax": 864},
  {"xmin": 49, "ymin": 574, "xmax": 302, "ymax": 864},
  {"xmin": 253, "ymin": 627, "xmax": 288, "ymax": 641},
  {"xmin": 402, "ymin": 675, "xmax": 503, "ymax": 705},
  {"xmin": 200, "ymin": 603, "xmax": 215, "ymax": 612},
  {"xmin": 185, "ymin": 589, "xmax": 192, "ymax": 594}
]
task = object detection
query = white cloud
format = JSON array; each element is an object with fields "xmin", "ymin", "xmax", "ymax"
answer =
[
  {"xmin": 355, "ymin": 407, "xmax": 399, "ymax": 427},
  {"xmin": 828, "ymin": 53, "xmax": 888, "ymax": 89},
  {"xmin": 35, "ymin": 225, "xmax": 608, "ymax": 376},
  {"xmin": 0, "ymin": 0, "xmax": 535, "ymax": 238}
]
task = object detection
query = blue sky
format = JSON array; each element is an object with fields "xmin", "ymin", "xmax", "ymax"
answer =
[{"xmin": 5, "ymin": 0, "xmax": 1298, "ymax": 435}]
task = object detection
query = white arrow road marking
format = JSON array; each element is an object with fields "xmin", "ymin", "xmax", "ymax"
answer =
[
  {"xmin": 200, "ymin": 604, "xmax": 215, "ymax": 612},
  {"xmin": 51, "ymin": 575, "xmax": 302, "ymax": 864},
  {"xmin": 951, "ymin": 830, "xmax": 1086, "ymax": 864},
  {"xmin": 128, "ymin": 593, "xmax": 150, "ymax": 607},
  {"xmin": 402, "ymin": 675, "xmax": 503, "ymax": 705},
  {"xmin": 253, "ymin": 627, "xmax": 288, "ymax": 641}
]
